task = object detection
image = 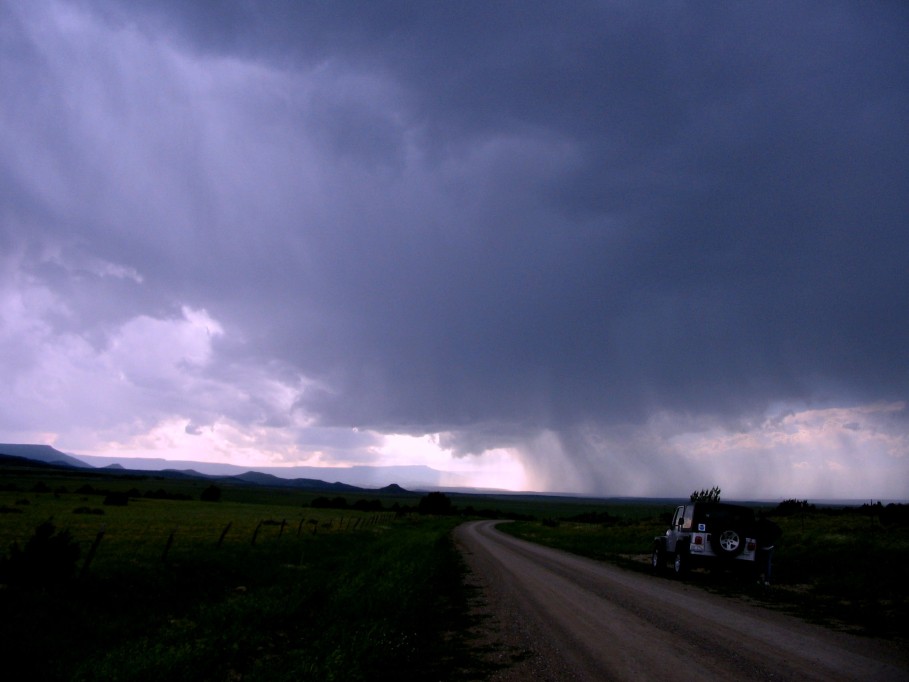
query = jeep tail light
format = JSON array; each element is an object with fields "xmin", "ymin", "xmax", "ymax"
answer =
[
  {"xmin": 693, "ymin": 535, "xmax": 703, "ymax": 545},
  {"xmin": 747, "ymin": 541, "xmax": 756, "ymax": 551}
]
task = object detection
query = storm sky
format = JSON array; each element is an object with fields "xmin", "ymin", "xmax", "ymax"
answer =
[{"xmin": 2, "ymin": 1, "xmax": 908, "ymax": 498}]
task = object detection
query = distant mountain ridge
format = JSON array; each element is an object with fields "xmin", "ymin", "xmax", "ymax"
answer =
[
  {"xmin": 0, "ymin": 443, "xmax": 468, "ymax": 491},
  {"xmin": 230, "ymin": 470, "xmax": 365, "ymax": 492},
  {"xmin": 0, "ymin": 444, "xmax": 87, "ymax": 468},
  {"xmin": 73, "ymin": 454, "xmax": 468, "ymax": 489},
  {"xmin": 0, "ymin": 443, "xmax": 387, "ymax": 493}
]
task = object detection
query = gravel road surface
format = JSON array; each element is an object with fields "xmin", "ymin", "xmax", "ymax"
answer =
[{"xmin": 454, "ymin": 520, "xmax": 908, "ymax": 681}]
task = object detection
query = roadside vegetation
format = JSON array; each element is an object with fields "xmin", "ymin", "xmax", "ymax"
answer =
[
  {"xmin": 0, "ymin": 469, "xmax": 490, "ymax": 681},
  {"xmin": 3, "ymin": 462, "xmax": 906, "ymax": 680},
  {"xmin": 500, "ymin": 498, "xmax": 909, "ymax": 641}
]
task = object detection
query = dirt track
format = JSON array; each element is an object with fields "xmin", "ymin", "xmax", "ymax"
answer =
[{"xmin": 454, "ymin": 520, "xmax": 908, "ymax": 681}]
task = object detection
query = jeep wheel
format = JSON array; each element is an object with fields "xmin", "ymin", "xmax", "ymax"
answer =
[
  {"xmin": 713, "ymin": 528, "xmax": 745, "ymax": 557},
  {"xmin": 672, "ymin": 550, "xmax": 687, "ymax": 577},
  {"xmin": 651, "ymin": 546, "xmax": 664, "ymax": 574}
]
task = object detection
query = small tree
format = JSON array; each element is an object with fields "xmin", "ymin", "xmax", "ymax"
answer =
[
  {"xmin": 690, "ymin": 486, "xmax": 721, "ymax": 503},
  {"xmin": 103, "ymin": 491, "xmax": 129, "ymax": 506},
  {"xmin": 417, "ymin": 492, "xmax": 453, "ymax": 516},
  {"xmin": 774, "ymin": 499, "xmax": 815, "ymax": 516},
  {"xmin": 0, "ymin": 521, "xmax": 81, "ymax": 586},
  {"xmin": 200, "ymin": 485, "xmax": 222, "ymax": 502}
]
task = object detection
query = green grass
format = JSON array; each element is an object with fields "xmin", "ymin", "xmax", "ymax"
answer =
[
  {"xmin": 765, "ymin": 510, "xmax": 909, "ymax": 637},
  {"xmin": 61, "ymin": 517, "xmax": 471, "ymax": 682},
  {"xmin": 500, "ymin": 505, "xmax": 909, "ymax": 641},
  {"xmin": 501, "ymin": 519, "xmax": 659, "ymax": 566},
  {"xmin": 0, "ymin": 478, "xmax": 483, "ymax": 681},
  {"xmin": 5, "ymin": 466, "xmax": 906, "ymax": 678}
]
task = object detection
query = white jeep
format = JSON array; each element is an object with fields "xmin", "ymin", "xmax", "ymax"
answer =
[{"xmin": 652, "ymin": 502, "xmax": 757, "ymax": 576}]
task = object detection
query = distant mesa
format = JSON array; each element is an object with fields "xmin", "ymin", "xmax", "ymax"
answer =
[
  {"xmin": 0, "ymin": 443, "xmax": 466, "ymax": 492},
  {"xmin": 162, "ymin": 469, "xmax": 208, "ymax": 478},
  {"xmin": 0, "ymin": 443, "xmax": 88, "ymax": 468},
  {"xmin": 232, "ymin": 470, "xmax": 363, "ymax": 492},
  {"xmin": 0, "ymin": 452, "xmax": 71, "ymax": 470}
]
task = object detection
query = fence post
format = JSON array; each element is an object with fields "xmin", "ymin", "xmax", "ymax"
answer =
[
  {"xmin": 217, "ymin": 521, "xmax": 232, "ymax": 547},
  {"xmin": 251, "ymin": 521, "xmax": 263, "ymax": 545},
  {"xmin": 162, "ymin": 529, "xmax": 176, "ymax": 562},
  {"xmin": 279, "ymin": 519, "xmax": 287, "ymax": 537},
  {"xmin": 80, "ymin": 525, "xmax": 106, "ymax": 578}
]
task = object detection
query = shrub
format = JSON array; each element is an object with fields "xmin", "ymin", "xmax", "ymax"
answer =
[
  {"xmin": 311, "ymin": 496, "xmax": 349, "ymax": 510},
  {"xmin": 417, "ymin": 492, "xmax": 453, "ymax": 516},
  {"xmin": 200, "ymin": 485, "xmax": 222, "ymax": 502},
  {"xmin": 690, "ymin": 486, "xmax": 721, "ymax": 503},
  {"xmin": 353, "ymin": 499, "xmax": 383, "ymax": 512},
  {"xmin": 774, "ymin": 499, "xmax": 816, "ymax": 516},
  {"xmin": 879, "ymin": 503, "xmax": 909, "ymax": 526},
  {"xmin": 73, "ymin": 507, "xmax": 105, "ymax": 515},
  {"xmin": 103, "ymin": 492, "xmax": 129, "ymax": 506},
  {"xmin": 563, "ymin": 510, "xmax": 621, "ymax": 525},
  {"xmin": 0, "ymin": 521, "xmax": 81, "ymax": 586}
]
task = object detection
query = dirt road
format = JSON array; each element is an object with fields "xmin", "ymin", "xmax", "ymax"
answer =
[{"xmin": 454, "ymin": 520, "xmax": 908, "ymax": 681}]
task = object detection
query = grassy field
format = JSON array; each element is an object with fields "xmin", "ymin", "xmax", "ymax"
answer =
[
  {"xmin": 2, "ymin": 463, "xmax": 906, "ymax": 680},
  {"xmin": 0, "ymin": 467, "xmax": 486, "ymax": 681},
  {"xmin": 498, "ymin": 501, "xmax": 909, "ymax": 641}
]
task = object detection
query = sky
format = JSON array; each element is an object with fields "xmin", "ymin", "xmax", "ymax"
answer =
[{"xmin": 2, "ymin": 1, "xmax": 908, "ymax": 499}]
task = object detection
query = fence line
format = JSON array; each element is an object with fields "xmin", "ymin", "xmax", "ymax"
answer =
[{"xmin": 65, "ymin": 511, "xmax": 391, "ymax": 576}]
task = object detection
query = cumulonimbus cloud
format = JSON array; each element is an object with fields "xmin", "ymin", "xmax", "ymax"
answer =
[{"xmin": 1, "ymin": 1, "xmax": 907, "ymax": 497}]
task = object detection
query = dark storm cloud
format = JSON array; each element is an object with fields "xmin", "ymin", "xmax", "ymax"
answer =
[
  {"xmin": 3, "ymin": 1, "xmax": 908, "ymax": 495},
  {"xmin": 213, "ymin": 1, "xmax": 907, "ymax": 435}
]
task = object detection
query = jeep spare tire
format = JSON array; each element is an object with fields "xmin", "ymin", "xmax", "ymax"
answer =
[{"xmin": 713, "ymin": 528, "xmax": 745, "ymax": 556}]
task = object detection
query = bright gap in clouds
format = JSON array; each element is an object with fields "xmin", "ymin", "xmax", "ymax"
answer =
[
  {"xmin": 3, "ymin": 270, "xmax": 904, "ymax": 498},
  {"xmin": 0, "ymin": 272, "xmax": 528, "ymax": 490},
  {"xmin": 61, "ymin": 399, "xmax": 907, "ymax": 499},
  {"xmin": 376, "ymin": 434, "xmax": 529, "ymax": 491},
  {"xmin": 75, "ymin": 421, "xmax": 529, "ymax": 492},
  {"xmin": 557, "ymin": 401, "xmax": 909, "ymax": 501}
]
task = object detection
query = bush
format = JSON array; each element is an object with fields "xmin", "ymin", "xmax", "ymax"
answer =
[
  {"xmin": 200, "ymin": 485, "xmax": 222, "ymax": 502},
  {"xmin": 690, "ymin": 486, "xmax": 721, "ymax": 503},
  {"xmin": 563, "ymin": 510, "xmax": 620, "ymax": 525},
  {"xmin": 73, "ymin": 507, "xmax": 105, "ymax": 515},
  {"xmin": 773, "ymin": 499, "xmax": 816, "ymax": 516},
  {"xmin": 417, "ymin": 492, "xmax": 453, "ymax": 516},
  {"xmin": 311, "ymin": 496, "xmax": 349, "ymax": 510},
  {"xmin": 103, "ymin": 492, "xmax": 129, "ymax": 506},
  {"xmin": 353, "ymin": 499, "xmax": 383, "ymax": 512},
  {"xmin": 0, "ymin": 521, "xmax": 81, "ymax": 586},
  {"xmin": 880, "ymin": 503, "xmax": 909, "ymax": 526}
]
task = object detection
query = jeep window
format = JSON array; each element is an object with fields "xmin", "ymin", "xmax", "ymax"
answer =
[
  {"xmin": 681, "ymin": 505, "xmax": 695, "ymax": 530},
  {"xmin": 671, "ymin": 506, "xmax": 685, "ymax": 529}
]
